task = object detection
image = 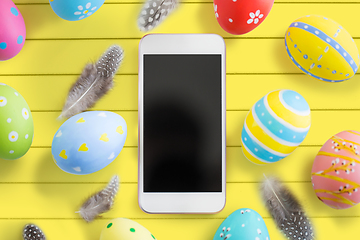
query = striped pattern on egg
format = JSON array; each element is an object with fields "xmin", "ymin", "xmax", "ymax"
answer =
[
  {"xmin": 311, "ymin": 130, "xmax": 360, "ymax": 209},
  {"xmin": 285, "ymin": 15, "xmax": 360, "ymax": 82},
  {"xmin": 241, "ymin": 90, "xmax": 311, "ymax": 165}
]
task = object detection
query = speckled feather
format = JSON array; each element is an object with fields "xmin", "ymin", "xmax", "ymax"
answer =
[
  {"xmin": 261, "ymin": 176, "xmax": 315, "ymax": 240},
  {"xmin": 59, "ymin": 45, "xmax": 124, "ymax": 119},
  {"xmin": 78, "ymin": 175, "xmax": 120, "ymax": 222},
  {"xmin": 23, "ymin": 224, "xmax": 46, "ymax": 240},
  {"xmin": 138, "ymin": 0, "xmax": 179, "ymax": 32}
]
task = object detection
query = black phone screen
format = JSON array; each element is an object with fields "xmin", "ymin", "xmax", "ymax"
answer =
[{"xmin": 143, "ymin": 54, "xmax": 222, "ymax": 192}]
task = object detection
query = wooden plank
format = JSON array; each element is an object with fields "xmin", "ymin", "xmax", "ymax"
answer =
[
  {"xmin": 0, "ymin": 147, "xmax": 139, "ymax": 183},
  {"xmin": 10, "ymin": 111, "xmax": 358, "ymax": 147},
  {"xmin": 2, "ymin": 74, "xmax": 360, "ymax": 111},
  {"xmin": 0, "ymin": 183, "xmax": 359, "ymax": 219},
  {"xmin": 16, "ymin": 4, "xmax": 360, "ymax": 39},
  {"xmin": 1, "ymin": 39, "xmax": 360, "ymax": 75},
  {"xmin": 31, "ymin": 112, "xmax": 138, "ymax": 147},
  {"xmin": 0, "ymin": 146, "xmax": 319, "ymax": 183},
  {"xmin": 0, "ymin": 76, "xmax": 138, "ymax": 111},
  {"xmin": 226, "ymin": 110, "xmax": 360, "ymax": 146},
  {"xmin": 3, "ymin": 217, "xmax": 359, "ymax": 240}
]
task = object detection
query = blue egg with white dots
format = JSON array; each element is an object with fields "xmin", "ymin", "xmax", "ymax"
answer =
[
  {"xmin": 49, "ymin": 0, "xmax": 105, "ymax": 21},
  {"xmin": 213, "ymin": 208, "xmax": 270, "ymax": 240},
  {"xmin": 285, "ymin": 15, "xmax": 360, "ymax": 82}
]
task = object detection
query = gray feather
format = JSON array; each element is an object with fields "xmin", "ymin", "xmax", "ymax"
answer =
[
  {"xmin": 261, "ymin": 176, "xmax": 315, "ymax": 240},
  {"xmin": 59, "ymin": 45, "xmax": 124, "ymax": 119},
  {"xmin": 78, "ymin": 175, "xmax": 120, "ymax": 222},
  {"xmin": 23, "ymin": 224, "xmax": 46, "ymax": 240},
  {"xmin": 138, "ymin": 0, "xmax": 179, "ymax": 32}
]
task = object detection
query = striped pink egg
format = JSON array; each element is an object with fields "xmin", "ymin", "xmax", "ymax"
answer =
[{"xmin": 311, "ymin": 130, "xmax": 360, "ymax": 209}]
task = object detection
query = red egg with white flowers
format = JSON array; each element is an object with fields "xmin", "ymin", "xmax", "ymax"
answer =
[{"xmin": 213, "ymin": 0, "xmax": 274, "ymax": 35}]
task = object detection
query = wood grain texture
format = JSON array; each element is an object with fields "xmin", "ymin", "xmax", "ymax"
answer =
[{"xmin": 0, "ymin": 0, "xmax": 359, "ymax": 239}]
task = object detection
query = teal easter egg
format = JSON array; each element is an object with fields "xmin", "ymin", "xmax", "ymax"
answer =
[
  {"xmin": 49, "ymin": 0, "xmax": 105, "ymax": 21},
  {"xmin": 51, "ymin": 111, "xmax": 127, "ymax": 174},
  {"xmin": 0, "ymin": 83, "xmax": 34, "ymax": 160},
  {"xmin": 213, "ymin": 208, "xmax": 270, "ymax": 240},
  {"xmin": 241, "ymin": 89, "xmax": 311, "ymax": 165}
]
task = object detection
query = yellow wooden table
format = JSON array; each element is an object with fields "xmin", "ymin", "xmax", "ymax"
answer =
[{"xmin": 1, "ymin": 0, "xmax": 360, "ymax": 239}]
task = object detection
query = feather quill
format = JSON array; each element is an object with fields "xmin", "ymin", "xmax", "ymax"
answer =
[
  {"xmin": 59, "ymin": 45, "xmax": 124, "ymax": 119},
  {"xmin": 78, "ymin": 175, "xmax": 120, "ymax": 222},
  {"xmin": 138, "ymin": 0, "xmax": 179, "ymax": 32},
  {"xmin": 260, "ymin": 176, "xmax": 315, "ymax": 240}
]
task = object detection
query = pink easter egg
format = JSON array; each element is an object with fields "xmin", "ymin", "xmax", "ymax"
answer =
[
  {"xmin": 0, "ymin": 0, "xmax": 26, "ymax": 61},
  {"xmin": 311, "ymin": 130, "xmax": 360, "ymax": 209}
]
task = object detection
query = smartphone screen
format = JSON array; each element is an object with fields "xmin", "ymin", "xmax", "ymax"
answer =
[{"xmin": 143, "ymin": 54, "xmax": 223, "ymax": 193}]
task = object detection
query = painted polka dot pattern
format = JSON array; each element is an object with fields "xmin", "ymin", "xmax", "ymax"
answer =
[
  {"xmin": 213, "ymin": 208, "xmax": 270, "ymax": 240},
  {"xmin": 0, "ymin": 0, "xmax": 26, "ymax": 61},
  {"xmin": 285, "ymin": 15, "xmax": 360, "ymax": 82},
  {"xmin": 100, "ymin": 218, "xmax": 157, "ymax": 240},
  {"xmin": 241, "ymin": 90, "xmax": 311, "ymax": 165}
]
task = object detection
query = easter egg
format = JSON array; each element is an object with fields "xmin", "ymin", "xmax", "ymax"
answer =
[
  {"xmin": 285, "ymin": 15, "xmax": 360, "ymax": 82},
  {"xmin": 0, "ymin": 0, "xmax": 26, "ymax": 61},
  {"xmin": 51, "ymin": 111, "xmax": 127, "ymax": 174},
  {"xmin": 213, "ymin": 0, "xmax": 274, "ymax": 35},
  {"xmin": 100, "ymin": 218, "xmax": 157, "ymax": 240},
  {"xmin": 311, "ymin": 130, "xmax": 360, "ymax": 209},
  {"xmin": 213, "ymin": 208, "xmax": 270, "ymax": 240},
  {"xmin": 0, "ymin": 83, "xmax": 34, "ymax": 160},
  {"xmin": 49, "ymin": 0, "xmax": 105, "ymax": 21},
  {"xmin": 241, "ymin": 89, "xmax": 311, "ymax": 165}
]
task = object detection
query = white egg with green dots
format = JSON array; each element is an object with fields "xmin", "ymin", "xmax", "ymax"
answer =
[
  {"xmin": 0, "ymin": 83, "xmax": 34, "ymax": 160},
  {"xmin": 100, "ymin": 218, "xmax": 157, "ymax": 240}
]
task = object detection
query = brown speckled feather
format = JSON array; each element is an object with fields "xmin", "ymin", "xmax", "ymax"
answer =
[
  {"xmin": 78, "ymin": 175, "xmax": 120, "ymax": 222},
  {"xmin": 59, "ymin": 45, "xmax": 124, "ymax": 119}
]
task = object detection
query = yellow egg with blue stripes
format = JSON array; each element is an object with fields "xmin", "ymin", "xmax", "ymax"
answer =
[
  {"xmin": 285, "ymin": 15, "xmax": 359, "ymax": 82},
  {"xmin": 241, "ymin": 90, "xmax": 311, "ymax": 165}
]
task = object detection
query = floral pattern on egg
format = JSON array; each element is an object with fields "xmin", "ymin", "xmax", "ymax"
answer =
[
  {"xmin": 52, "ymin": 111, "xmax": 127, "ymax": 175},
  {"xmin": 312, "ymin": 130, "xmax": 360, "ymax": 209},
  {"xmin": 0, "ymin": 84, "xmax": 34, "ymax": 160},
  {"xmin": 74, "ymin": 2, "xmax": 98, "ymax": 20},
  {"xmin": 49, "ymin": 0, "xmax": 105, "ymax": 21}
]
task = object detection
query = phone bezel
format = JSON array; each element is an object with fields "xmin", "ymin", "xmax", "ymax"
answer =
[{"xmin": 138, "ymin": 34, "xmax": 226, "ymax": 214}]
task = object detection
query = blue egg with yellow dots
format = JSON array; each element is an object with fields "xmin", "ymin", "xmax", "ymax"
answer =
[
  {"xmin": 49, "ymin": 0, "xmax": 105, "ymax": 21},
  {"xmin": 213, "ymin": 208, "xmax": 270, "ymax": 240},
  {"xmin": 241, "ymin": 90, "xmax": 311, "ymax": 165},
  {"xmin": 51, "ymin": 111, "xmax": 127, "ymax": 174}
]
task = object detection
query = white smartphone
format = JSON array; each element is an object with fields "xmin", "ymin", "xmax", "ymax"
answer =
[{"xmin": 138, "ymin": 34, "xmax": 226, "ymax": 214}]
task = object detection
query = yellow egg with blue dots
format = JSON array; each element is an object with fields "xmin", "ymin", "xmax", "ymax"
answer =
[
  {"xmin": 100, "ymin": 218, "xmax": 157, "ymax": 240},
  {"xmin": 285, "ymin": 15, "xmax": 359, "ymax": 82},
  {"xmin": 241, "ymin": 89, "xmax": 311, "ymax": 165}
]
